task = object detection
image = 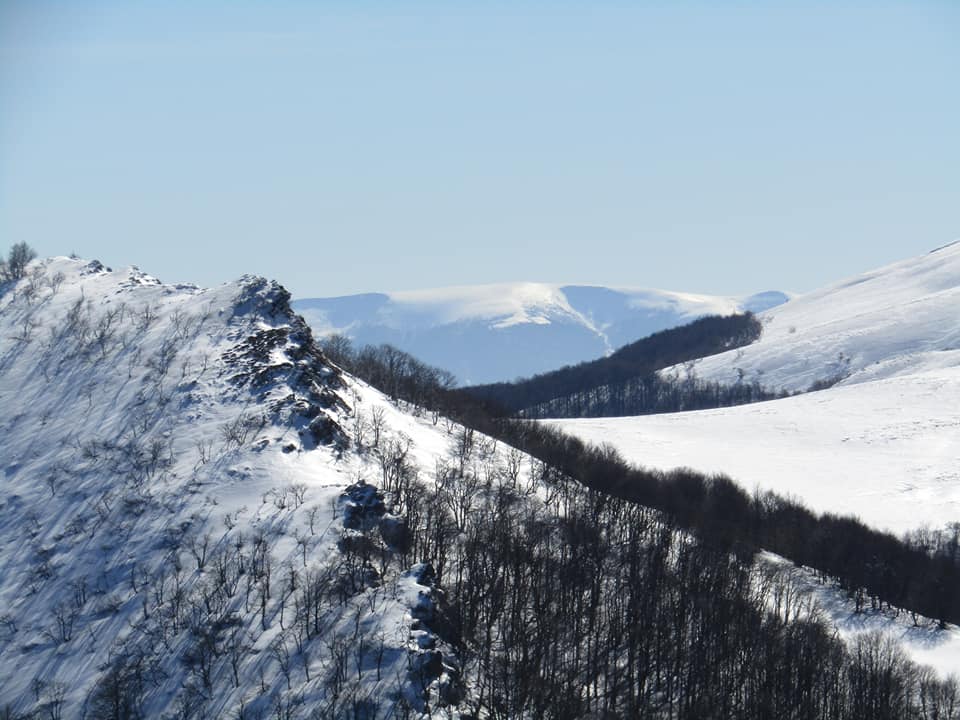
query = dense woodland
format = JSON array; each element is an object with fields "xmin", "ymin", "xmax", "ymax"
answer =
[
  {"xmin": 462, "ymin": 312, "xmax": 775, "ymax": 417},
  {"xmin": 520, "ymin": 370, "xmax": 781, "ymax": 418},
  {"xmin": 416, "ymin": 453, "xmax": 960, "ymax": 719},
  {"xmin": 336, "ymin": 420, "xmax": 960, "ymax": 718}
]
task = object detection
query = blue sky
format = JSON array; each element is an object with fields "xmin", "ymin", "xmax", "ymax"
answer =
[{"xmin": 1, "ymin": 1, "xmax": 957, "ymax": 298}]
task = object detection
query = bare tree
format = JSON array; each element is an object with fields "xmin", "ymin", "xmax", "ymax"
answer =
[
  {"xmin": 369, "ymin": 406, "xmax": 386, "ymax": 448},
  {"xmin": 1, "ymin": 242, "xmax": 37, "ymax": 281}
]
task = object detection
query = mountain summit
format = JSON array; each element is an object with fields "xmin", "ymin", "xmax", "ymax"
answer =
[{"xmin": 0, "ymin": 258, "xmax": 468, "ymax": 716}]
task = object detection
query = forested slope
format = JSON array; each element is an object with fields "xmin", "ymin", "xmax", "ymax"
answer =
[{"xmin": 464, "ymin": 312, "xmax": 778, "ymax": 417}]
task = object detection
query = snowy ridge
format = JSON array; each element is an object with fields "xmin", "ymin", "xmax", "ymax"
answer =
[
  {"xmin": 294, "ymin": 283, "xmax": 788, "ymax": 384},
  {"xmin": 0, "ymin": 258, "xmax": 481, "ymax": 717},
  {"xmin": 669, "ymin": 242, "xmax": 960, "ymax": 392}
]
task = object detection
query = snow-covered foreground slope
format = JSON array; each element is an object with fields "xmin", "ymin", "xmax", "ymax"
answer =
[
  {"xmin": 295, "ymin": 283, "xmax": 788, "ymax": 384},
  {"xmin": 550, "ymin": 366, "xmax": 960, "ymax": 535},
  {"xmin": 0, "ymin": 258, "xmax": 505, "ymax": 717},
  {"xmin": 673, "ymin": 241, "xmax": 960, "ymax": 392}
]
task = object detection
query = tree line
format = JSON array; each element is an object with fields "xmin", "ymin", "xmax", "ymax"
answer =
[
  {"xmin": 412, "ymin": 451, "xmax": 958, "ymax": 719},
  {"xmin": 463, "ymin": 312, "xmax": 766, "ymax": 415},
  {"xmin": 321, "ymin": 335, "xmax": 960, "ymax": 630},
  {"xmin": 520, "ymin": 370, "xmax": 782, "ymax": 418}
]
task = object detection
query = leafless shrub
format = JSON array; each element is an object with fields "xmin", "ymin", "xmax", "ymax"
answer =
[
  {"xmin": 147, "ymin": 338, "xmax": 179, "ymax": 377},
  {"xmin": 13, "ymin": 313, "xmax": 39, "ymax": 343},
  {"xmin": 46, "ymin": 602, "xmax": 77, "ymax": 644},
  {"xmin": 220, "ymin": 412, "xmax": 267, "ymax": 449},
  {"xmin": 136, "ymin": 303, "xmax": 158, "ymax": 332},
  {"xmin": 188, "ymin": 531, "xmax": 213, "ymax": 571},
  {"xmin": 47, "ymin": 271, "xmax": 65, "ymax": 294}
]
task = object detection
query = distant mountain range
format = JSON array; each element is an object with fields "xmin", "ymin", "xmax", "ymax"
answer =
[{"xmin": 294, "ymin": 283, "xmax": 789, "ymax": 384}]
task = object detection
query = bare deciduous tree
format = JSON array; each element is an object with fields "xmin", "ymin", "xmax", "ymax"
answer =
[{"xmin": 1, "ymin": 242, "xmax": 37, "ymax": 282}]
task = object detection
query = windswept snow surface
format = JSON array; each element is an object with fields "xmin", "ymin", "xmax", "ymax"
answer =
[
  {"xmin": 551, "ymin": 367, "xmax": 960, "ymax": 535},
  {"xmin": 0, "ymin": 258, "xmax": 491, "ymax": 717},
  {"xmin": 670, "ymin": 241, "xmax": 960, "ymax": 392},
  {"xmin": 295, "ymin": 283, "xmax": 788, "ymax": 384}
]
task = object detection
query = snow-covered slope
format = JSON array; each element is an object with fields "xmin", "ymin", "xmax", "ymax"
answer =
[
  {"xmin": 294, "ymin": 283, "xmax": 788, "ymax": 384},
  {"xmin": 553, "ymin": 365, "xmax": 960, "ymax": 676},
  {"xmin": 757, "ymin": 552, "xmax": 960, "ymax": 679},
  {"xmin": 567, "ymin": 242, "xmax": 960, "ymax": 530},
  {"xmin": 559, "ymin": 375, "xmax": 960, "ymax": 676},
  {"xmin": 550, "ymin": 366, "xmax": 960, "ymax": 535},
  {"xmin": 554, "ymin": 243, "xmax": 960, "ymax": 534},
  {"xmin": 4, "ymin": 257, "xmax": 959, "ymax": 709},
  {"xmin": 0, "ymin": 258, "xmax": 492, "ymax": 717},
  {"xmin": 549, "ymin": 244, "xmax": 960, "ymax": 679},
  {"xmin": 672, "ymin": 242, "xmax": 960, "ymax": 392}
]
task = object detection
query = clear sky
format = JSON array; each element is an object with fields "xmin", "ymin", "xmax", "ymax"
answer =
[{"xmin": 1, "ymin": 1, "xmax": 957, "ymax": 299}]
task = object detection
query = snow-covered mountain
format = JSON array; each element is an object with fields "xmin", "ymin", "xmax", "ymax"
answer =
[
  {"xmin": 3, "ymin": 256, "xmax": 960, "ymax": 714},
  {"xmin": 294, "ymin": 283, "xmax": 789, "ymax": 384},
  {"xmin": 551, "ymin": 243, "xmax": 960, "ymax": 678},
  {"xmin": 555, "ymin": 242, "xmax": 960, "ymax": 535},
  {"xmin": 668, "ymin": 241, "xmax": 960, "ymax": 392},
  {"xmin": 0, "ymin": 258, "xmax": 496, "ymax": 717}
]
